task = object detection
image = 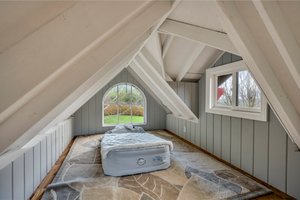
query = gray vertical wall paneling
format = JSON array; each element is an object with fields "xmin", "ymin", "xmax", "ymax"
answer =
[
  {"xmin": 213, "ymin": 114, "xmax": 222, "ymax": 157},
  {"xmin": 41, "ymin": 139, "xmax": 47, "ymax": 179},
  {"xmin": 88, "ymin": 96, "xmax": 96, "ymax": 134},
  {"xmin": 74, "ymin": 108, "xmax": 82, "ymax": 134},
  {"xmin": 33, "ymin": 142, "xmax": 41, "ymax": 189},
  {"xmin": 187, "ymin": 120, "xmax": 191, "ymax": 142},
  {"xmin": 96, "ymin": 92, "xmax": 101, "ymax": 132},
  {"xmin": 206, "ymin": 113, "xmax": 214, "ymax": 154},
  {"xmin": 253, "ymin": 120, "xmax": 269, "ymax": 182},
  {"xmin": 46, "ymin": 134, "xmax": 52, "ymax": 172},
  {"xmin": 221, "ymin": 116, "xmax": 231, "ymax": 162},
  {"xmin": 178, "ymin": 83, "xmax": 185, "ymax": 103},
  {"xmin": 268, "ymin": 111, "xmax": 287, "ymax": 192},
  {"xmin": 230, "ymin": 117, "xmax": 242, "ymax": 168},
  {"xmin": 0, "ymin": 163, "xmax": 12, "ymax": 200},
  {"xmin": 171, "ymin": 115, "xmax": 174, "ymax": 132},
  {"xmin": 155, "ymin": 99, "xmax": 161, "ymax": 130},
  {"xmin": 165, "ymin": 53, "xmax": 300, "ymax": 197},
  {"xmin": 191, "ymin": 122, "xmax": 196, "ymax": 145},
  {"xmin": 166, "ymin": 115, "xmax": 169, "ymax": 131},
  {"xmin": 81, "ymin": 103, "xmax": 89, "ymax": 135},
  {"xmin": 175, "ymin": 116, "xmax": 179, "ymax": 136},
  {"xmin": 13, "ymin": 154, "xmax": 24, "ymax": 200},
  {"xmin": 60, "ymin": 126, "xmax": 63, "ymax": 154},
  {"xmin": 222, "ymin": 52, "xmax": 232, "ymax": 64},
  {"xmin": 191, "ymin": 83, "xmax": 197, "ymax": 117},
  {"xmin": 160, "ymin": 105, "xmax": 165, "ymax": 129},
  {"xmin": 287, "ymin": 139, "xmax": 300, "ymax": 199},
  {"xmin": 25, "ymin": 149, "xmax": 34, "ymax": 199},
  {"xmin": 231, "ymin": 54, "xmax": 242, "ymax": 62},
  {"xmin": 0, "ymin": 119, "xmax": 74, "ymax": 200},
  {"xmin": 55, "ymin": 130, "xmax": 59, "ymax": 162},
  {"xmin": 51, "ymin": 131, "xmax": 56, "ymax": 166},
  {"xmin": 196, "ymin": 120, "xmax": 201, "ymax": 147},
  {"xmin": 241, "ymin": 119, "xmax": 254, "ymax": 175},
  {"xmin": 184, "ymin": 83, "xmax": 192, "ymax": 109},
  {"xmin": 199, "ymin": 76, "xmax": 207, "ymax": 149},
  {"xmin": 178, "ymin": 118, "xmax": 183, "ymax": 138}
]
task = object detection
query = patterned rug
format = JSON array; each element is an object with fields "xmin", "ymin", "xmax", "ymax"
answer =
[{"xmin": 42, "ymin": 131, "xmax": 271, "ymax": 200}]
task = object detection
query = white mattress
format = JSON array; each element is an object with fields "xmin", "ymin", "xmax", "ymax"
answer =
[{"xmin": 101, "ymin": 132, "xmax": 173, "ymax": 176}]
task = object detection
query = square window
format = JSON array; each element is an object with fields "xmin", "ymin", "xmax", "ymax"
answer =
[{"xmin": 206, "ymin": 60, "xmax": 267, "ymax": 121}]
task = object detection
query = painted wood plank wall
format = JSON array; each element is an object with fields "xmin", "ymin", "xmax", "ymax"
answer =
[
  {"xmin": 73, "ymin": 69, "xmax": 167, "ymax": 135},
  {"xmin": 166, "ymin": 53, "xmax": 300, "ymax": 199},
  {"xmin": 168, "ymin": 82, "xmax": 198, "ymax": 117},
  {"xmin": 0, "ymin": 118, "xmax": 73, "ymax": 200}
]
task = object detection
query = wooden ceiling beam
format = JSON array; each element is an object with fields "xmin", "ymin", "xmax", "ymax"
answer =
[
  {"xmin": 176, "ymin": 44, "xmax": 205, "ymax": 82},
  {"xmin": 130, "ymin": 56, "xmax": 198, "ymax": 122},
  {"xmin": 253, "ymin": 0, "xmax": 300, "ymax": 89},
  {"xmin": 159, "ymin": 19, "xmax": 239, "ymax": 55}
]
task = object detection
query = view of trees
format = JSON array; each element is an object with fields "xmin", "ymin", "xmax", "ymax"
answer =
[
  {"xmin": 217, "ymin": 70, "xmax": 261, "ymax": 108},
  {"xmin": 217, "ymin": 74, "xmax": 233, "ymax": 106},
  {"xmin": 237, "ymin": 70, "xmax": 261, "ymax": 108},
  {"xmin": 103, "ymin": 84, "xmax": 145, "ymax": 125}
]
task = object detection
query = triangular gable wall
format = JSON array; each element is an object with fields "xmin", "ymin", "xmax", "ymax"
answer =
[{"xmin": 73, "ymin": 68, "xmax": 168, "ymax": 135}]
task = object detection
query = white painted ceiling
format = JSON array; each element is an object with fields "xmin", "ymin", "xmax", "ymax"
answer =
[
  {"xmin": 0, "ymin": 1, "xmax": 74, "ymax": 53},
  {"xmin": 168, "ymin": 1, "xmax": 224, "ymax": 33}
]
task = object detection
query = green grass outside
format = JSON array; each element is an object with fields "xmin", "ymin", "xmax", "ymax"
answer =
[{"xmin": 104, "ymin": 115, "xmax": 144, "ymax": 125}]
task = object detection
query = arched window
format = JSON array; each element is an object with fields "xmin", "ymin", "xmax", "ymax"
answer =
[{"xmin": 103, "ymin": 83, "xmax": 146, "ymax": 126}]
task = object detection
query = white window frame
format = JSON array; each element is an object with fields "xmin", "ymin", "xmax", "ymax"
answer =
[
  {"xmin": 102, "ymin": 82, "xmax": 147, "ymax": 127},
  {"xmin": 205, "ymin": 60, "xmax": 268, "ymax": 121}
]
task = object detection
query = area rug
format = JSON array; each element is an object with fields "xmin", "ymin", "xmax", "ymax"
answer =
[{"xmin": 42, "ymin": 131, "xmax": 271, "ymax": 200}]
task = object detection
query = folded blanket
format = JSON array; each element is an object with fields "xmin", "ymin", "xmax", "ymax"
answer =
[{"xmin": 101, "ymin": 132, "xmax": 173, "ymax": 159}]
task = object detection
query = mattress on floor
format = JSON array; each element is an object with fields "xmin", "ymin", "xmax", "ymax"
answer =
[{"xmin": 101, "ymin": 132, "xmax": 173, "ymax": 176}]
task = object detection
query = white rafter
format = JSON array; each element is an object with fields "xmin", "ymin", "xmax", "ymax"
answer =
[
  {"xmin": 159, "ymin": 19, "xmax": 239, "ymax": 55},
  {"xmin": 130, "ymin": 55, "xmax": 198, "ymax": 122},
  {"xmin": 0, "ymin": 1, "xmax": 173, "ymax": 155},
  {"xmin": 140, "ymin": 48, "xmax": 165, "ymax": 78},
  {"xmin": 162, "ymin": 34, "xmax": 174, "ymax": 58},
  {"xmin": 253, "ymin": 0, "xmax": 300, "ymax": 89},
  {"xmin": 214, "ymin": 0, "xmax": 300, "ymax": 148},
  {"xmin": 176, "ymin": 44, "xmax": 205, "ymax": 82}
]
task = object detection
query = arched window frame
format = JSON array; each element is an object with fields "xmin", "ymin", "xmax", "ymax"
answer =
[{"xmin": 102, "ymin": 82, "xmax": 147, "ymax": 127}]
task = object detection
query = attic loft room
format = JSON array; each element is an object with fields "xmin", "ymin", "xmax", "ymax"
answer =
[{"xmin": 1, "ymin": 0, "xmax": 300, "ymax": 199}]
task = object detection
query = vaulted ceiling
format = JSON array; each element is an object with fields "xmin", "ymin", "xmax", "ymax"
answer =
[{"xmin": 1, "ymin": 0, "xmax": 300, "ymax": 156}]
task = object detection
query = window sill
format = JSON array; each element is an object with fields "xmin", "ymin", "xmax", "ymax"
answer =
[{"xmin": 206, "ymin": 106, "xmax": 268, "ymax": 121}]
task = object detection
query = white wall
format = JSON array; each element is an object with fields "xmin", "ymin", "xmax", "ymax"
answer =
[{"xmin": 0, "ymin": 118, "xmax": 74, "ymax": 200}]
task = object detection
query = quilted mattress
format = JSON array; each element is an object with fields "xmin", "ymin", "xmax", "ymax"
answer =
[{"xmin": 101, "ymin": 132, "xmax": 173, "ymax": 176}]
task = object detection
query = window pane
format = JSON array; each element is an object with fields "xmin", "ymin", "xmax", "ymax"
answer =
[
  {"xmin": 118, "ymin": 105, "xmax": 132, "ymax": 124},
  {"xmin": 216, "ymin": 74, "xmax": 233, "ymax": 106},
  {"xmin": 237, "ymin": 70, "xmax": 261, "ymax": 108},
  {"xmin": 103, "ymin": 83, "xmax": 145, "ymax": 126},
  {"xmin": 103, "ymin": 86, "xmax": 117, "ymax": 104},
  {"xmin": 103, "ymin": 104, "xmax": 118, "ymax": 125},
  {"xmin": 118, "ymin": 84, "xmax": 131, "ymax": 105},
  {"xmin": 132, "ymin": 105, "xmax": 144, "ymax": 123},
  {"xmin": 131, "ymin": 86, "xmax": 144, "ymax": 106}
]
